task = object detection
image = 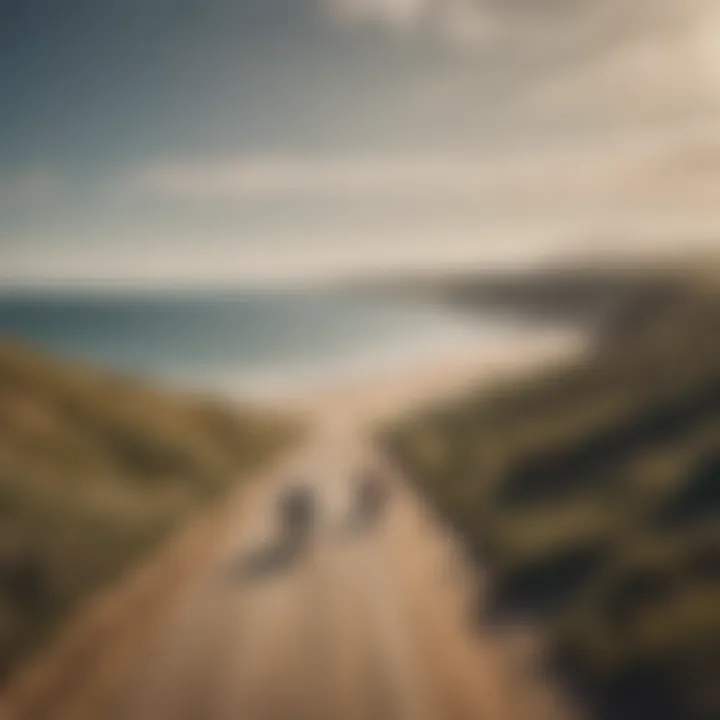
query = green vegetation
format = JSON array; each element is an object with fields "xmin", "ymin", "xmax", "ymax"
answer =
[
  {"xmin": 0, "ymin": 339, "xmax": 299, "ymax": 682},
  {"xmin": 384, "ymin": 286, "xmax": 720, "ymax": 720}
]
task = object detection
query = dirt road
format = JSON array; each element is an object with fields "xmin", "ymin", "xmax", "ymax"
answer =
[{"xmin": 106, "ymin": 426, "xmax": 569, "ymax": 720}]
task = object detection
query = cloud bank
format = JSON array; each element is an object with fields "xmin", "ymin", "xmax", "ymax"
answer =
[
  {"xmin": 129, "ymin": 151, "xmax": 622, "ymax": 201},
  {"xmin": 325, "ymin": 0, "xmax": 720, "ymax": 124}
]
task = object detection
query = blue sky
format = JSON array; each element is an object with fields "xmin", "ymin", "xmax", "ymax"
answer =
[{"xmin": 2, "ymin": 0, "xmax": 720, "ymax": 286}]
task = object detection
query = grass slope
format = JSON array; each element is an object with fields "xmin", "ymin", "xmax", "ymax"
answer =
[
  {"xmin": 0, "ymin": 339, "xmax": 298, "ymax": 683},
  {"xmin": 384, "ymin": 286, "xmax": 720, "ymax": 720}
]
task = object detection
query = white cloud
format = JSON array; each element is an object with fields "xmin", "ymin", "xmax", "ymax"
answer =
[
  {"xmin": 6, "ymin": 133, "xmax": 720, "ymax": 289},
  {"xmin": 0, "ymin": 170, "xmax": 60, "ymax": 206},
  {"xmin": 324, "ymin": 0, "xmax": 720, "ymax": 131},
  {"xmin": 325, "ymin": 0, "xmax": 498, "ymax": 45},
  {"xmin": 524, "ymin": 1, "xmax": 720, "ymax": 124},
  {"xmin": 439, "ymin": 1, "xmax": 497, "ymax": 47},
  {"xmin": 323, "ymin": 0, "xmax": 633, "ymax": 52},
  {"xmin": 328, "ymin": 0, "xmax": 429, "ymax": 29},
  {"xmin": 128, "ymin": 149, "xmax": 630, "ymax": 203}
]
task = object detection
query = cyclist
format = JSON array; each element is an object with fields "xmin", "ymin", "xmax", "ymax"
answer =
[
  {"xmin": 355, "ymin": 468, "xmax": 388, "ymax": 527},
  {"xmin": 278, "ymin": 484, "xmax": 316, "ymax": 544}
]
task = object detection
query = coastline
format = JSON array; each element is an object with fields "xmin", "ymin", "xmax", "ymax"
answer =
[{"xmin": 258, "ymin": 325, "xmax": 588, "ymax": 431}]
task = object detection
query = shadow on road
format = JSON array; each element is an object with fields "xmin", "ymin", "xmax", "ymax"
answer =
[
  {"xmin": 336, "ymin": 506, "xmax": 385, "ymax": 540},
  {"xmin": 225, "ymin": 536, "xmax": 309, "ymax": 584}
]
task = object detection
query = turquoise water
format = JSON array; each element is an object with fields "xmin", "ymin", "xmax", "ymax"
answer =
[{"xmin": 0, "ymin": 289, "xmax": 526, "ymax": 396}]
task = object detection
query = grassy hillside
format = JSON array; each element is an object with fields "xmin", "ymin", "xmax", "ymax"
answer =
[
  {"xmin": 384, "ymin": 286, "xmax": 720, "ymax": 720},
  {"xmin": 0, "ymin": 339, "xmax": 298, "ymax": 682}
]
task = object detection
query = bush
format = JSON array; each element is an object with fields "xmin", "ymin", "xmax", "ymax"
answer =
[
  {"xmin": 0, "ymin": 339, "xmax": 299, "ymax": 682},
  {"xmin": 384, "ymin": 289, "xmax": 720, "ymax": 720}
]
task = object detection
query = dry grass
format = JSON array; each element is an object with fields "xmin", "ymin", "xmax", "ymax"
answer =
[
  {"xmin": 384, "ymin": 282, "xmax": 720, "ymax": 720},
  {"xmin": 0, "ymin": 338, "xmax": 299, "ymax": 684}
]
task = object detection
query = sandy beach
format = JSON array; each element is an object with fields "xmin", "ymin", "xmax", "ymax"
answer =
[{"xmin": 278, "ymin": 325, "xmax": 587, "ymax": 432}]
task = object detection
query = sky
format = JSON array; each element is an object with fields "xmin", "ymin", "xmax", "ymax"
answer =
[{"xmin": 2, "ymin": 0, "xmax": 720, "ymax": 287}]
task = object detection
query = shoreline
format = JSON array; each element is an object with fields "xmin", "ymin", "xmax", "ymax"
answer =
[{"xmin": 252, "ymin": 325, "xmax": 588, "ymax": 431}]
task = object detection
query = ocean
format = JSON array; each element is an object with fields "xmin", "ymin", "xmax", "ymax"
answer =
[{"xmin": 0, "ymin": 289, "xmax": 533, "ymax": 397}]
